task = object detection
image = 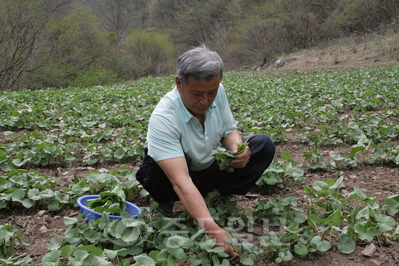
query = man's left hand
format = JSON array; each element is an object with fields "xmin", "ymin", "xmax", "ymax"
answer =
[{"xmin": 230, "ymin": 145, "xmax": 250, "ymax": 168}]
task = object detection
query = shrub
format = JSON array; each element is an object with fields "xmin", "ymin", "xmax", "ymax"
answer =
[
  {"xmin": 120, "ymin": 30, "xmax": 175, "ymax": 80},
  {"xmin": 66, "ymin": 66, "xmax": 122, "ymax": 88}
]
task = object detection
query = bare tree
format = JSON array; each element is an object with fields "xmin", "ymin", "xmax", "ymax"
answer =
[
  {"xmin": 148, "ymin": 0, "xmax": 182, "ymax": 27},
  {"xmin": 0, "ymin": 0, "xmax": 71, "ymax": 90},
  {"xmin": 164, "ymin": 0, "xmax": 234, "ymax": 54},
  {"xmin": 89, "ymin": 0, "xmax": 148, "ymax": 42}
]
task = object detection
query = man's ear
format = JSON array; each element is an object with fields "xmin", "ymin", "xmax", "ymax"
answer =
[{"xmin": 175, "ymin": 76, "xmax": 181, "ymax": 91}]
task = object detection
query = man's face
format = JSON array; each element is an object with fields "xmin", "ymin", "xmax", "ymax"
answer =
[{"xmin": 176, "ymin": 74, "xmax": 220, "ymax": 119}]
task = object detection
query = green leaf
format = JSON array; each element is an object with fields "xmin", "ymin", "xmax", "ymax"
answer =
[
  {"xmin": 148, "ymin": 250, "xmax": 161, "ymax": 263},
  {"xmin": 337, "ymin": 234, "xmax": 356, "ymax": 254},
  {"xmin": 199, "ymin": 238, "xmax": 217, "ymax": 250},
  {"xmin": 121, "ymin": 227, "xmax": 141, "ymax": 244},
  {"xmin": 0, "ymin": 162, "xmax": 17, "ymax": 171},
  {"xmin": 280, "ymin": 151, "xmax": 293, "ymax": 161},
  {"xmin": 347, "ymin": 145, "xmax": 366, "ymax": 158},
  {"xmin": 294, "ymin": 242, "xmax": 308, "ymax": 256},
  {"xmin": 72, "ymin": 250, "xmax": 90, "ymax": 261},
  {"xmin": 354, "ymin": 224, "xmax": 376, "ymax": 242},
  {"xmin": 48, "ymin": 200, "xmax": 62, "ymax": 211},
  {"xmin": 375, "ymin": 214, "xmax": 396, "ymax": 232},
  {"xmin": 64, "ymin": 216, "xmax": 79, "ymax": 225},
  {"xmin": 132, "ymin": 254, "xmax": 156, "ymax": 266},
  {"xmin": 12, "ymin": 159, "xmax": 25, "ymax": 167},
  {"xmin": 40, "ymin": 189, "xmax": 54, "ymax": 199},
  {"xmin": 48, "ymin": 237, "xmax": 61, "ymax": 251},
  {"xmin": 312, "ymin": 181, "xmax": 330, "ymax": 193},
  {"xmin": 74, "ymin": 245, "xmax": 104, "ymax": 256},
  {"xmin": 167, "ymin": 247, "xmax": 186, "ymax": 260},
  {"xmin": 156, "ymin": 249, "xmax": 168, "ymax": 261},
  {"xmin": 41, "ymin": 250, "xmax": 61, "ymax": 266},
  {"xmin": 324, "ymin": 211, "xmax": 342, "ymax": 226},
  {"xmin": 114, "ymin": 148, "xmax": 126, "ymax": 160},
  {"xmin": 308, "ymin": 214, "xmax": 324, "ymax": 228},
  {"xmin": 353, "ymin": 186, "xmax": 368, "ymax": 201},
  {"xmin": 27, "ymin": 188, "xmax": 41, "ymax": 200},
  {"xmin": 317, "ymin": 240, "xmax": 331, "ymax": 252},
  {"xmin": 356, "ymin": 206, "xmax": 371, "ymax": 220},
  {"xmin": 240, "ymin": 253, "xmax": 255, "ymax": 265}
]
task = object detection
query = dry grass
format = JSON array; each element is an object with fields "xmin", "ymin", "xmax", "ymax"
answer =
[{"xmin": 274, "ymin": 29, "xmax": 399, "ymax": 71}]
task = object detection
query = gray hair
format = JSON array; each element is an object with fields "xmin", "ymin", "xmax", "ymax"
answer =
[{"xmin": 177, "ymin": 45, "xmax": 224, "ymax": 85}]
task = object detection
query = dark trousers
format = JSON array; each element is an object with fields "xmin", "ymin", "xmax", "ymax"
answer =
[{"xmin": 136, "ymin": 133, "xmax": 275, "ymax": 203}]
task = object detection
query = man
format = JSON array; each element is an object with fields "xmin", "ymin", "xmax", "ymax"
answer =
[{"xmin": 136, "ymin": 45, "xmax": 275, "ymax": 257}]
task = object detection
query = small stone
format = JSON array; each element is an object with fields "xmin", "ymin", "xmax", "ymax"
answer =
[
  {"xmin": 349, "ymin": 174, "xmax": 357, "ymax": 179},
  {"xmin": 370, "ymin": 259, "xmax": 382, "ymax": 266},
  {"xmin": 37, "ymin": 210, "xmax": 46, "ymax": 217},
  {"xmin": 361, "ymin": 243, "xmax": 377, "ymax": 257},
  {"xmin": 341, "ymin": 189, "xmax": 349, "ymax": 196},
  {"xmin": 38, "ymin": 225, "xmax": 48, "ymax": 232}
]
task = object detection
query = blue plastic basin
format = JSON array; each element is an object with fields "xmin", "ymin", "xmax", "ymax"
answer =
[{"xmin": 77, "ymin": 195, "xmax": 141, "ymax": 222}]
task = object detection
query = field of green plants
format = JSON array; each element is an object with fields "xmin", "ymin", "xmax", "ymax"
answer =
[{"xmin": 1, "ymin": 66, "xmax": 399, "ymax": 265}]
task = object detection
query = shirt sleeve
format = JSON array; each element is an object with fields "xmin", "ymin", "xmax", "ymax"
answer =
[{"xmin": 147, "ymin": 112, "xmax": 184, "ymax": 161}]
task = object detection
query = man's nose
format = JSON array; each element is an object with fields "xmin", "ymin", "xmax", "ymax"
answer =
[{"xmin": 200, "ymin": 94, "xmax": 211, "ymax": 105}]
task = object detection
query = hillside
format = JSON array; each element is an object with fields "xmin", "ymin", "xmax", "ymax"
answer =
[{"xmin": 265, "ymin": 28, "xmax": 398, "ymax": 71}]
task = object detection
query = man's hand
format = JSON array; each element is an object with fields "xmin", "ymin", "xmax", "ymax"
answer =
[
  {"xmin": 207, "ymin": 227, "xmax": 237, "ymax": 257},
  {"xmin": 221, "ymin": 130, "xmax": 251, "ymax": 169},
  {"xmin": 230, "ymin": 144, "xmax": 251, "ymax": 169}
]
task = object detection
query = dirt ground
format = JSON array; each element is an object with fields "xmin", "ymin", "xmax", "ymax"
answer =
[
  {"xmin": 2, "ymin": 143, "xmax": 399, "ymax": 266},
  {"xmin": 1, "ymin": 31, "xmax": 398, "ymax": 265}
]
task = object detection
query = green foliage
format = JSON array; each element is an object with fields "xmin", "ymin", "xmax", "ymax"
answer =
[
  {"xmin": 0, "ymin": 169, "xmax": 70, "ymax": 210},
  {"xmin": 67, "ymin": 66, "xmax": 122, "ymax": 89},
  {"xmin": 1, "ymin": 67, "xmax": 399, "ymax": 264},
  {"xmin": 88, "ymin": 192, "xmax": 127, "ymax": 216},
  {"xmin": 255, "ymin": 175, "xmax": 399, "ymax": 263},
  {"xmin": 121, "ymin": 30, "xmax": 174, "ymax": 79},
  {"xmin": 256, "ymin": 152, "xmax": 304, "ymax": 188},
  {"xmin": 209, "ymin": 141, "xmax": 248, "ymax": 173},
  {"xmin": 0, "ymin": 224, "xmax": 31, "ymax": 264},
  {"xmin": 43, "ymin": 6, "xmax": 112, "ymax": 88}
]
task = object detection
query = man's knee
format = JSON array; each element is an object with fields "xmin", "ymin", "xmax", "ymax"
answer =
[{"xmin": 248, "ymin": 133, "xmax": 275, "ymax": 157}]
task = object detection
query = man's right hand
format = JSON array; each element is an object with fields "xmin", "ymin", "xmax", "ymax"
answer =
[{"xmin": 207, "ymin": 227, "xmax": 237, "ymax": 258}]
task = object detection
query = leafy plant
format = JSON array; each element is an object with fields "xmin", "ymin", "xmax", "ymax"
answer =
[
  {"xmin": 0, "ymin": 224, "xmax": 30, "ymax": 260},
  {"xmin": 1, "ymin": 66, "xmax": 399, "ymax": 265},
  {"xmin": 302, "ymin": 148, "xmax": 327, "ymax": 170},
  {"xmin": 209, "ymin": 141, "xmax": 248, "ymax": 173},
  {"xmin": 88, "ymin": 192, "xmax": 127, "ymax": 216}
]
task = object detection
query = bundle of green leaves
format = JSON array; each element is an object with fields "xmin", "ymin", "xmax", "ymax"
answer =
[
  {"xmin": 209, "ymin": 141, "xmax": 248, "ymax": 173},
  {"xmin": 87, "ymin": 192, "xmax": 127, "ymax": 215}
]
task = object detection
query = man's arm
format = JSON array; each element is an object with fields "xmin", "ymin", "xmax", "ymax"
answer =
[
  {"xmin": 156, "ymin": 157, "xmax": 237, "ymax": 257},
  {"xmin": 221, "ymin": 129, "xmax": 251, "ymax": 168}
]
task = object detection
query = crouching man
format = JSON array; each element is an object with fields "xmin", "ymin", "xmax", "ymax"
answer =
[{"xmin": 136, "ymin": 45, "xmax": 275, "ymax": 257}]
